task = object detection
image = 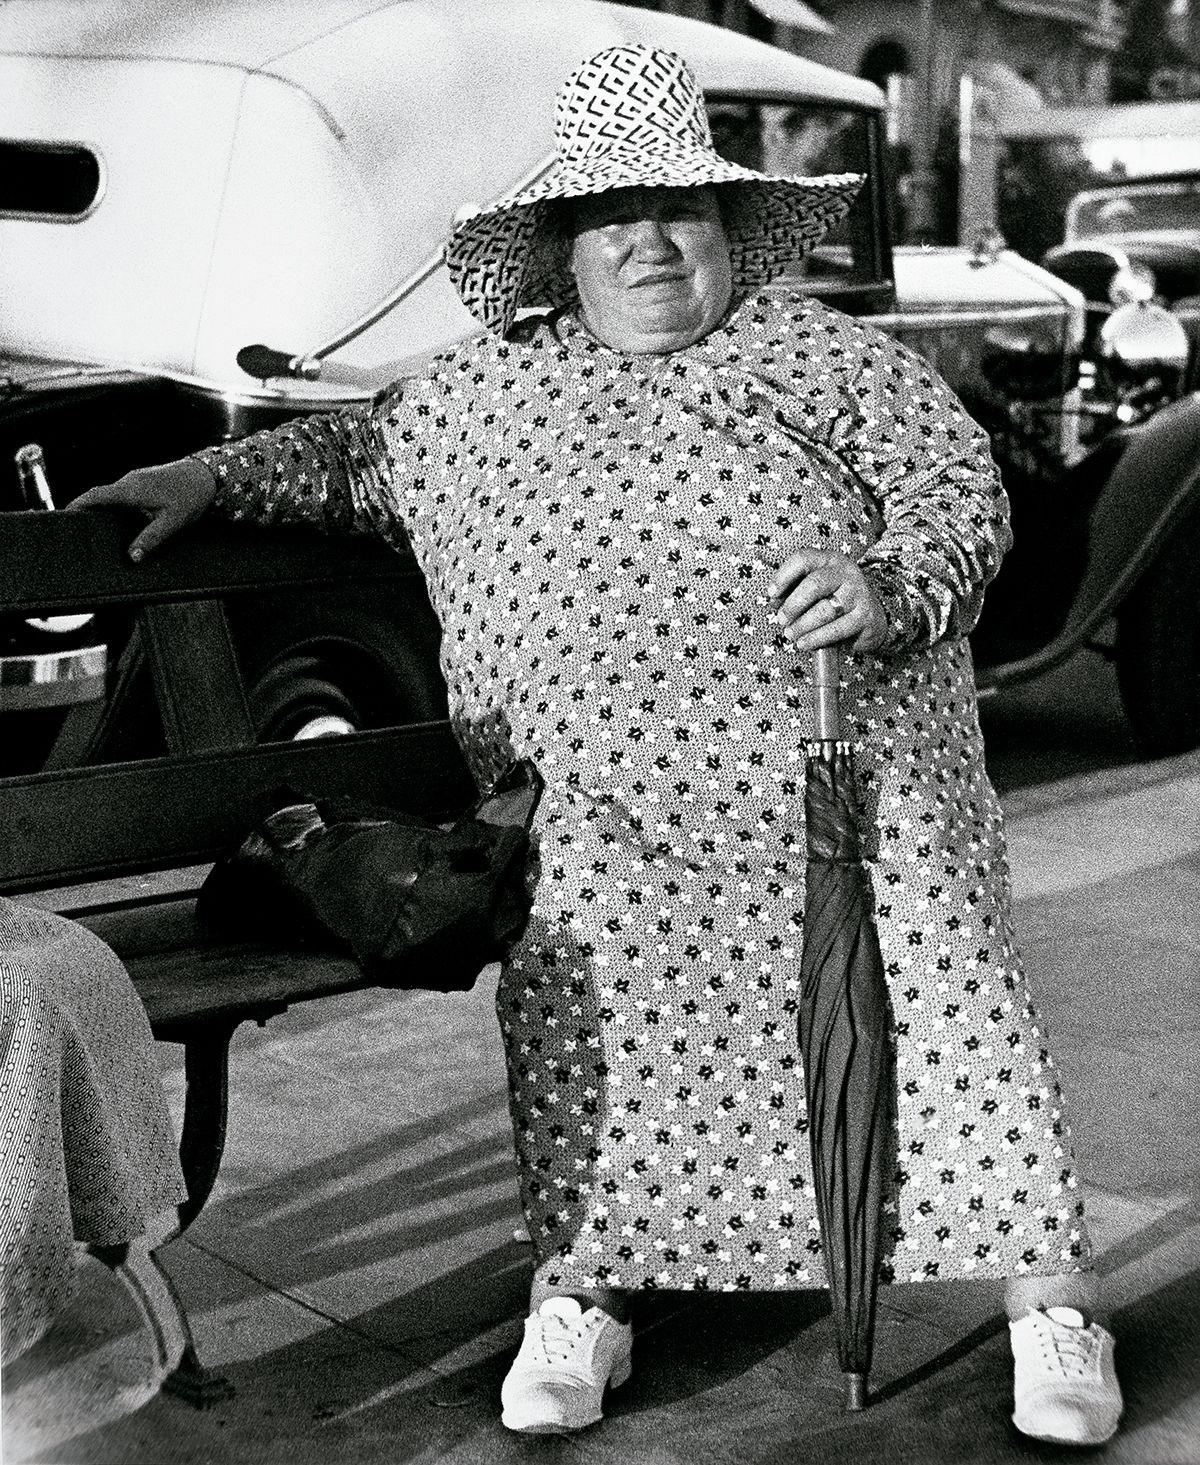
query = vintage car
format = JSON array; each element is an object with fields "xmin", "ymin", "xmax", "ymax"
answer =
[
  {"xmin": 3, "ymin": 0, "xmax": 1199, "ymax": 778},
  {"xmin": 1042, "ymin": 172, "xmax": 1200, "ymax": 382},
  {"xmin": 1058, "ymin": 171, "xmax": 1200, "ymax": 296}
]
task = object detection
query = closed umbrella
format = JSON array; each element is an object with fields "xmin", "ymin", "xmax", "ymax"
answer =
[{"xmin": 800, "ymin": 645, "xmax": 892, "ymax": 1411}]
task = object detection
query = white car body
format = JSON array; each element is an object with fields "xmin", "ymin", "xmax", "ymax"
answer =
[{"xmin": 0, "ymin": 0, "xmax": 881, "ymax": 403}]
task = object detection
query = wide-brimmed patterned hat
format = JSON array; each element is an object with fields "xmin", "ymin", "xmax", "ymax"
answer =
[{"xmin": 445, "ymin": 44, "xmax": 864, "ymax": 336}]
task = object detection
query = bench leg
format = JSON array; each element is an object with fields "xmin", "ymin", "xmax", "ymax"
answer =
[
  {"xmin": 98, "ymin": 1018, "xmax": 241, "ymax": 1405},
  {"xmin": 176, "ymin": 1020, "xmax": 239, "ymax": 1233},
  {"xmin": 88, "ymin": 1240, "xmax": 235, "ymax": 1407}
]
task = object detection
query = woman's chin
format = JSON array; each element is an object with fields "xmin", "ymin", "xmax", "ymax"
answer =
[{"xmin": 597, "ymin": 307, "xmax": 711, "ymax": 354}]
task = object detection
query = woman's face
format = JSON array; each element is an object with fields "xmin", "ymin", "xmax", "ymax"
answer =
[{"xmin": 569, "ymin": 185, "xmax": 734, "ymax": 354}]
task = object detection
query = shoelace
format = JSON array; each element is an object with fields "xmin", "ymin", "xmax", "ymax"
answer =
[
  {"xmin": 532, "ymin": 1312, "xmax": 587, "ymax": 1368},
  {"xmin": 1037, "ymin": 1319, "xmax": 1099, "ymax": 1378}
]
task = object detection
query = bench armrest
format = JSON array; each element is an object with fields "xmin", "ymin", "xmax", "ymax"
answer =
[{"xmin": 1, "ymin": 509, "xmax": 414, "ymax": 615}]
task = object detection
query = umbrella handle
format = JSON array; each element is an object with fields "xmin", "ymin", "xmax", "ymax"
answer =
[{"xmin": 812, "ymin": 645, "xmax": 841, "ymax": 741}]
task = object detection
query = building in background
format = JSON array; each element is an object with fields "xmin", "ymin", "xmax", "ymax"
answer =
[
  {"xmin": 632, "ymin": 1, "xmax": 1132, "ymax": 242},
  {"xmin": 638, "ymin": 1, "xmax": 1125, "ymax": 103},
  {"xmin": 1111, "ymin": 0, "xmax": 1200, "ymax": 99}
]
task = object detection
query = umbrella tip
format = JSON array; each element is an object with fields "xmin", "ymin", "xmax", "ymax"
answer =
[{"xmin": 844, "ymin": 1371, "xmax": 868, "ymax": 1411}]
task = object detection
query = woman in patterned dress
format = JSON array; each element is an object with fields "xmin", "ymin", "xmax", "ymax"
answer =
[
  {"xmin": 69, "ymin": 44, "xmax": 1123, "ymax": 1447},
  {"xmin": 1, "ymin": 899, "xmax": 186, "ymax": 1362}
]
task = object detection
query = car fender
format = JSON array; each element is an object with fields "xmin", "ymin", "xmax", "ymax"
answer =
[{"xmin": 978, "ymin": 391, "xmax": 1200, "ymax": 689}]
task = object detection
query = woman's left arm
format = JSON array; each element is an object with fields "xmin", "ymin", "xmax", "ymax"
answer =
[
  {"xmin": 841, "ymin": 325, "xmax": 1013, "ymax": 653},
  {"xmin": 766, "ymin": 308, "xmax": 1012, "ymax": 656}
]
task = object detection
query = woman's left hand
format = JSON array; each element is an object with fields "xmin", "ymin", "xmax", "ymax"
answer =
[{"xmin": 766, "ymin": 549, "xmax": 888, "ymax": 654}]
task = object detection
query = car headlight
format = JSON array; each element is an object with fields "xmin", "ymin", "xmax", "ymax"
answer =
[{"xmin": 1097, "ymin": 300, "xmax": 1190, "ymax": 388}]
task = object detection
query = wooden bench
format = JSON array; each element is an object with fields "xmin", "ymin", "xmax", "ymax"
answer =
[{"xmin": 1, "ymin": 509, "xmax": 476, "ymax": 1402}]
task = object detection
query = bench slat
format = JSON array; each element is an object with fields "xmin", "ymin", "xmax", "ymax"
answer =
[
  {"xmin": 140, "ymin": 601, "xmax": 257, "ymax": 754},
  {"xmin": 2, "ymin": 510, "xmax": 414, "ymax": 614},
  {"xmin": 0, "ymin": 721, "xmax": 476, "ymax": 892},
  {"xmin": 79, "ymin": 898, "xmax": 402, "ymax": 1037},
  {"xmin": 126, "ymin": 941, "xmax": 370, "ymax": 1039}
]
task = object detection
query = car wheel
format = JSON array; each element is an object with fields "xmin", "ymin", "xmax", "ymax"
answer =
[
  {"xmin": 1115, "ymin": 501, "xmax": 1200, "ymax": 758},
  {"xmin": 246, "ymin": 630, "xmax": 445, "ymax": 745},
  {"xmin": 248, "ymin": 656, "xmax": 362, "ymax": 741}
]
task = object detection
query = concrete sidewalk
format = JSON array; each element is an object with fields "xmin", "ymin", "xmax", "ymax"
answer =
[{"xmin": 5, "ymin": 755, "xmax": 1199, "ymax": 1465}]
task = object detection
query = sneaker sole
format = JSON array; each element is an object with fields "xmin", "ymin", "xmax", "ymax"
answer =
[
  {"xmin": 502, "ymin": 1414, "xmax": 603, "ymax": 1435},
  {"xmin": 1012, "ymin": 1412, "xmax": 1122, "ymax": 1447}
]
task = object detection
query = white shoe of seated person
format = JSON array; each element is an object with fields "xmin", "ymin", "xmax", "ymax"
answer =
[
  {"xmin": 500, "ymin": 1296, "xmax": 633, "ymax": 1434},
  {"xmin": 1009, "ymin": 1306, "xmax": 1123, "ymax": 1446}
]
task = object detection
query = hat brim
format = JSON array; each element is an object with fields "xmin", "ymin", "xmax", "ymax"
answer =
[{"xmin": 446, "ymin": 143, "xmax": 864, "ymax": 336}]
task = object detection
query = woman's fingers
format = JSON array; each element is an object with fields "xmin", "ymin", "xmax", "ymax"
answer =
[
  {"xmin": 768, "ymin": 552, "xmax": 856, "ymax": 632},
  {"xmin": 766, "ymin": 550, "xmax": 887, "ymax": 653},
  {"xmin": 766, "ymin": 548, "xmax": 826, "ymax": 603},
  {"xmin": 62, "ymin": 459, "xmax": 217, "ymax": 561},
  {"xmin": 63, "ymin": 481, "xmax": 134, "ymax": 513},
  {"xmin": 127, "ymin": 507, "xmax": 185, "ymax": 562}
]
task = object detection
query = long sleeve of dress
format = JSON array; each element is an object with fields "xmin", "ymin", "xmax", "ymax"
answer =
[
  {"xmin": 845, "ymin": 325, "xmax": 1012, "ymax": 652},
  {"xmin": 757, "ymin": 300, "xmax": 1013, "ymax": 654},
  {"xmin": 192, "ymin": 373, "xmax": 443, "ymax": 564}
]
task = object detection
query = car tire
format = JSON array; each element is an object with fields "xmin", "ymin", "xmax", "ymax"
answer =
[
  {"xmin": 248, "ymin": 656, "xmax": 364, "ymax": 742},
  {"xmin": 1115, "ymin": 501, "xmax": 1200, "ymax": 759},
  {"xmin": 241, "ymin": 611, "xmax": 446, "ymax": 744}
]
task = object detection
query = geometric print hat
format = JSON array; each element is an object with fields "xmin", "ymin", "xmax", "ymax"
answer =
[{"xmin": 445, "ymin": 44, "xmax": 864, "ymax": 336}]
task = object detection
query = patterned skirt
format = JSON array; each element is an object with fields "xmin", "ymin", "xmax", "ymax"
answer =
[
  {"xmin": 0, "ymin": 899, "xmax": 186, "ymax": 1362},
  {"xmin": 492, "ymin": 641, "xmax": 1092, "ymax": 1294}
]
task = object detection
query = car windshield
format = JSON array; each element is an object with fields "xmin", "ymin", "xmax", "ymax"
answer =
[
  {"xmin": 1066, "ymin": 180, "xmax": 1200, "ymax": 238},
  {"xmin": 706, "ymin": 98, "xmax": 883, "ymax": 291},
  {"xmin": 998, "ymin": 133, "xmax": 1200, "ymax": 260}
]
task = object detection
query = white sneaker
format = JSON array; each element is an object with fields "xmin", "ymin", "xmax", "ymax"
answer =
[
  {"xmin": 1010, "ymin": 1306, "xmax": 1123, "ymax": 1446},
  {"xmin": 500, "ymin": 1297, "xmax": 633, "ymax": 1434}
]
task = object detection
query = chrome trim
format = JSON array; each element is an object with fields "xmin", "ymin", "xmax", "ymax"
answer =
[
  {"xmin": 0, "ymin": 644, "xmax": 106, "ymax": 709},
  {"xmin": 873, "ymin": 303, "xmax": 1070, "ymax": 330},
  {"xmin": 160, "ymin": 373, "xmax": 374, "ymax": 410},
  {"xmin": 0, "ymin": 358, "xmax": 147, "ymax": 391}
]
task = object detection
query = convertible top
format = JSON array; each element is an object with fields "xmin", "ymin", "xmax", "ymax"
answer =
[
  {"xmin": 0, "ymin": 0, "xmax": 880, "ymax": 97},
  {"xmin": 0, "ymin": 0, "xmax": 882, "ymax": 396}
]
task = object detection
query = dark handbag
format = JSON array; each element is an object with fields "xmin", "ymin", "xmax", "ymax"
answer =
[{"xmin": 196, "ymin": 759, "xmax": 542, "ymax": 992}]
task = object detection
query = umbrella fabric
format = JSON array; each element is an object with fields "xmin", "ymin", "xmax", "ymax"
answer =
[{"xmin": 801, "ymin": 736, "xmax": 892, "ymax": 1409}]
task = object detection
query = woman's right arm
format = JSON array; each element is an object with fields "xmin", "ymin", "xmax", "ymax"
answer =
[
  {"xmin": 64, "ymin": 455, "xmax": 221, "ymax": 561},
  {"xmin": 66, "ymin": 381, "xmax": 419, "ymax": 561}
]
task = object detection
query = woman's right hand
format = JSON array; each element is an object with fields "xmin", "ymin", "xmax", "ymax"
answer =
[{"xmin": 65, "ymin": 457, "xmax": 219, "ymax": 561}]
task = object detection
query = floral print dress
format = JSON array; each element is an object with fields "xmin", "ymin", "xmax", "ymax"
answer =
[{"xmin": 198, "ymin": 291, "xmax": 1090, "ymax": 1292}]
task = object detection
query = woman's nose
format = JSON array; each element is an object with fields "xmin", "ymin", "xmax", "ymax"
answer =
[{"xmin": 629, "ymin": 218, "xmax": 677, "ymax": 258}]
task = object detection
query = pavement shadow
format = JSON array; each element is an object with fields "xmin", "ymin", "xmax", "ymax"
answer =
[
  {"xmin": 169, "ymin": 1092, "xmax": 520, "ymax": 1303},
  {"xmin": 1097, "ymin": 1195, "xmax": 1198, "ymax": 1278},
  {"xmin": 1111, "ymin": 1266, "xmax": 1200, "ymax": 1436},
  {"xmin": 611, "ymin": 1289, "xmax": 831, "ymax": 1412},
  {"xmin": 869, "ymin": 1311, "xmax": 1007, "ymax": 1406}
]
